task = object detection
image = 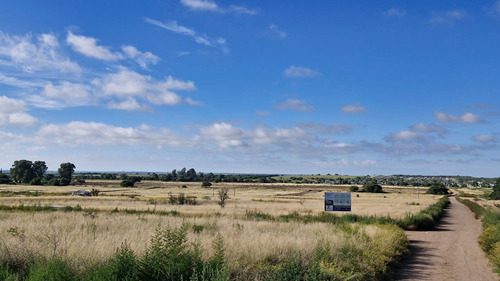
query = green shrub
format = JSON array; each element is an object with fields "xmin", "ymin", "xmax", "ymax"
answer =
[
  {"xmin": 398, "ymin": 196, "xmax": 449, "ymax": 230},
  {"xmin": 426, "ymin": 181, "xmax": 449, "ymax": 195},
  {"xmin": 349, "ymin": 186, "xmax": 359, "ymax": 192},
  {"xmin": 139, "ymin": 224, "xmax": 202, "ymax": 281},
  {"xmin": 362, "ymin": 182, "xmax": 383, "ymax": 193},
  {"xmin": 26, "ymin": 259, "xmax": 76, "ymax": 281}
]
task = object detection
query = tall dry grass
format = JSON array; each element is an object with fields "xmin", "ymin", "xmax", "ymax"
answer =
[{"xmin": 0, "ymin": 209, "xmax": 408, "ymax": 279}]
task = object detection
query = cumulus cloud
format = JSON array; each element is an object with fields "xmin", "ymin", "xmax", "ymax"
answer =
[
  {"xmin": 29, "ymin": 81, "xmax": 92, "ymax": 109},
  {"xmin": 434, "ymin": 112, "xmax": 483, "ymax": 124},
  {"xmin": 276, "ymin": 99, "xmax": 315, "ymax": 112},
  {"xmin": 144, "ymin": 18, "xmax": 228, "ymax": 52},
  {"xmin": 107, "ymin": 98, "xmax": 151, "ymax": 111},
  {"xmin": 428, "ymin": 10, "xmax": 467, "ymax": 26},
  {"xmin": 341, "ymin": 102, "xmax": 366, "ymax": 114},
  {"xmin": 199, "ymin": 122, "xmax": 247, "ymax": 148},
  {"xmin": 0, "ymin": 95, "xmax": 37, "ymax": 126},
  {"xmin": 180, "ymin": 0, "xmax": 258, "ymax": 15},
  {"xmin": 93, "ymin": 69, "xmax": 198, "ymax": 107},
  {"xmin": 384, "ymin": 8, "xmax": 407, "ymax": 18},
  {"xmin": 66, "ymin": 32, "xmax": 159, "ymax": 68},
  {"xmin": 283, "ymin": 65, "xmax": 320, "ymax": 78},
  {"xmin": 0, "ymin": 31, "xmax": 81, "ymax": 75},
  {"xmin": 67, "ymin": 31, "xmax": 120, "ymax": 61},
  {"xmin": 37, "ymin": 121, "xmax": 193, "ymax": 147}
]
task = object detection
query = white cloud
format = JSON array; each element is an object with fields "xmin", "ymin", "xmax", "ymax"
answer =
[
  {"xmin": 354, "ymin": 160, "xmax": 377, "ymax": 167},
  {"xmin": 199, "ymin": 122, "xmax": 246, "ymax": 148},
  {"xmin": 107, "ymin": 98, "xmax": 151, "ymax": 111},
  {"xmin": 30, "ymin": 81, "xmax": 92, "ymax": 109},
  {"xmin": 121, "ymin": 45, "xmax": 159, "ymax": 69},
  {"xmin": 341, "ymin": 102, "xmax": 366, "ymax": 114},
  {"xmin": 67, "ymin": 31, "xmax": 120, "ymax": 61},
  {"xmin": 180, "ymin": 0, "xmax": 218, "ymax": 11},
  {"xmin": 0, "ymin": 31, "xmax": 81, "ymax": 74},
  {"xmin": 434, "ymin": 112, "xmax": 483, "ymax": 123},
  {"xmin": 0, "ymin": 95, "xmax": 37, "ymax": 126},
  {"xmin": 228, "ymin": 5, "xmax": 258, "ymax": 15},
  {"xmin": 253, "ymin": 127, "xmax": 310, "ymax": 146},
  {"xmin": 386, "ymin": 130, "xmax": 422, "ymax": 142},
  {"xmin": 66, "ymin": 32, "xmax": 159, "ymax": 68},
  {"xmin": 276, "ymin": 99, "xmax": 315, "ymax": 112},
  {"xmin": 283, "ymin": 65, "xmax": 320, "ymax": 78},
  {"xmin": 473, "ymin": 134, "xmax": 496, "ymax": 143},
  {"xmin": 144, "ymin": 18, "xmax": 228, "ymax": 52},
  {"xmin": 0, "ymin": 74, "xmax": 44, "ymax": 88},
  {"xmin": 409, "ymin": 123, "xmax": 446, "ymax": 134},
  {"xmin": 269, "ymin": 24, "xmax": 286, "ymax": 39},
  {"xmin": 37, "ymin": 121, "xmax": 193, "ymax": 147},
  {"xmin": 428, "ymin": 10, "xmax": 467, "ymax": 26},
  {"xmin": 93, "ymin": 69, "xmax": 197, "ymax": 107},
  {"xmin": 180, "ymin": 0, "xmax": 258, "ymax": 15},
  {"xmin": 384, "ymin": 8, "xmax": 407, "ymax": 18}
]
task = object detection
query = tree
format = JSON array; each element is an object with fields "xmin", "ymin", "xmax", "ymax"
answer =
[
  {"xmin": 490, "ymin": 178, "xmax": 500, "ymax": 200},
  {"xmin": 0, "ymin": 171, "xmax": 11, "ymax": 184},
  {"xmin": 32, "ymin": 161, "xmax": 48, "ymax": 180},
  {"xmin": 362, "ymin": 179, "xmax": 383, "ymax": 193},
  {"xmin": 10, "ymin": 160, "xmax": 36, "ymax": 184},
  {"xmin": 201, "ymin": 181, "xmax": 212, "ymax": 188},
  {"xmin": 58, "ymin": 162, "xmax": 75, "ymax": 186},
  {"xmin": 186, "ymin": 168, "xmax": 197, "ymax": 182},
  {"xmin": 218, "ymin": 187, "xmax": 229, "ymax": 208},
  {"xmin": 121, "ymin": 176, "xmax": 141, "ymax": 187},
  {"xmin": 426, "ymin": 181, "xmax": 449, "ymax": 195}
]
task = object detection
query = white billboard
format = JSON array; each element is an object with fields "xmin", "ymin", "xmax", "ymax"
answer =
[{"xmin": 324, "ymin": 192, "xmax": 351, "ymax": 211}]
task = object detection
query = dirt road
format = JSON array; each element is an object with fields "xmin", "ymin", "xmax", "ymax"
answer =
[{"xmin": 393, "ymin": 196, "xmax": 498, "ymax": 281}]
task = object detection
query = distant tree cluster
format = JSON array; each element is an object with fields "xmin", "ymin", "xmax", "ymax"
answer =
[
  {"xmin": 426, "ymin": 181, "xmax": 449, "ymax": 195},
  {"xmin": 5, "ymin": 160, "xmax": 76, "ymax": 186},
  {"xmin": 490, "ymin": 178, "xmax": 500, "ymax": 200}
]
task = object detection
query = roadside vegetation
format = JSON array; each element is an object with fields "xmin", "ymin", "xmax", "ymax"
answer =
[{"xmin": 457, "ymin": 178, "xmax": 500, "ymax": 274}]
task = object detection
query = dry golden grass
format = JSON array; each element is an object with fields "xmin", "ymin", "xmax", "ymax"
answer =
[
  {"xmin": 0, "ymin": 209, "xmax": 405, "ymax": 274},
  {"xmin": 0, "ymin": 181, "xmax": 438, "ymax": 218}
]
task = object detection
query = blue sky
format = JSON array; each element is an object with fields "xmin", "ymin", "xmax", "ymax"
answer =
[{"xmin": 1, "ymin": 1, "xmax": 500, "ymax": 177}]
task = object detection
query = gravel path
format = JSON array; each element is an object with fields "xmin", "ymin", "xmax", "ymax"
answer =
[{"xmin": 393, "ymin": 196, "xmax": 498, "ymax": 281}]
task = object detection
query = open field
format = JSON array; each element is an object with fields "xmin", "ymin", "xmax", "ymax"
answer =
[
  {"xmin": 0, "ymin": 181, "xmax": 436, "ymax": 218},
  {"xmin": 0, "ymin": 181, "xmax": 443, "ymax": 280}
]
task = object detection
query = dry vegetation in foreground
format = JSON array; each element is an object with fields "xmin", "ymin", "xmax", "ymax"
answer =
[{"xmin": 0, "ymin": 181, "xmax": 443, "ymax": 280}]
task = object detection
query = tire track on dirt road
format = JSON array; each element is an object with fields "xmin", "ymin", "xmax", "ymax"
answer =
[{"xmin": 393, "ymin": 196, "xmax": 497, "ymax": 281}]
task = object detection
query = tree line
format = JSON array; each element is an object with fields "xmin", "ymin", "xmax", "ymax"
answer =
[{"xmin": 1, "ymin": 160, "xmax": 75, "ymax": 186}]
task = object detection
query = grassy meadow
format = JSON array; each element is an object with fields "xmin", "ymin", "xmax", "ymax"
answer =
[{"xmin": 0, "ymin": 181, "xmax": 441, "ymax": 280}]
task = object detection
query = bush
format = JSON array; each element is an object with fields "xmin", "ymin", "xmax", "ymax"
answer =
[
  {"xmin": 26, "ymin": 259, "xmax": 76, "ymax": 281},
  {"xmin": 363, "ymin": 181, "xmax": 383, "ymax": 193},
  {"xmin": 399, "ymin": 196, "xmax": 449, "ymax": 230},
  {"xmin": 426, "ymin": 181, "xmax": 449, "ymax": 195},
  {"xmin": 349, "ymin": 186, "xmax": 359, "ymax": 192},
  {"xmin": 139, "ymin": 224, "xmax": 202, "ymax": 281}
]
